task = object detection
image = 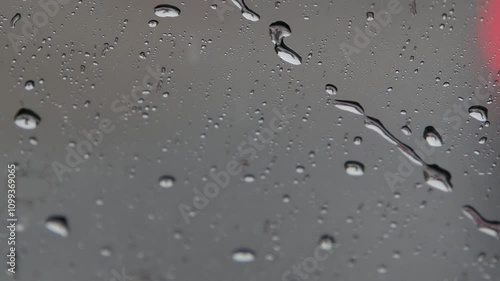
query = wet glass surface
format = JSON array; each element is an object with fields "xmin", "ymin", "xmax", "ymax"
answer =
[{"xmin": 1, "ymin": 0, "xmax": 499, "ymax": 280}]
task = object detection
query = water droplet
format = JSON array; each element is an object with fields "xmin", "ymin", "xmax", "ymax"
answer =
[
  {"xmin": 334, "ymin": 100, "xmax": 452, "ymax": 192},
  {"xmin": 468, "ymin": 106, "xmax": 488, "ymax": 122},
  {"xmin": 478, "ymin": 137, "xmax": 487, "ymax": 144},
  {"xmin": 366, "ymin": 12, "xmax": 374, "ymax": 21},
  {"xmin": 269, "ymin": 21, "xmax": 291, "ymax": 45},
  {"xmin": 154, "ymin": 4, "xmax": 180, "ymax": 18},
  {"xmin": 332, "ymin": 100, "xmax": 365, "ymax": 116},
  {"xmin": 325, "ymin": 84, "xmax": 338, "ymax": 95},
  {"xmin": 231, "ymin": 0, "xmax": 260, "ymax": 21},
  {"xmin": 100, "ymin": 247, "xmax": 112, "ymax": 257},
  {"xmin": 10, "ymin": 13, "xmax": 21, "ymax": 28},
  {"xmin": 462, "ymin": 206, "xmax": 500, "ymax": 239},
  {"xmin": 401, "ymin": 125, "xmax": 412, "ymax": 136},
  {"xmin": 423, "ymin": 164, "xmax": 452, "ymax": 192},
  {"xmin": 424, "ymin": 126, "xmax": 443, "ymax": 147},
  {"xmin": 159, "ymin": 175, "xmax": 175, "ymax": 188},
  {"xmin": 345, "ymin": 161, "xmax": 364, "ymax": 176},
  {"xmin": 148, "ymin": 20, "xmax": 158, "ymax": 27},
  {"xmin": 29, "ymin": 137, "xmax": 38, "ymax": 145},
  {"xmin": 24, "ymin": 80, "xmax": 35, "ymax": 91},
  {"xmin": 14, "ymin": 108, "xmax": 41, "ymax": 130},
  {"xmin": 295, "ymin": 165, "xmax": 305, "ymax": 173},
  {"xmin": 232, "ymin": 249, "xmax": 256, "ymax": 262},
  {"xmin": 45, "ymin": 216, "xmax": 69, "ymax": 237},
  {"xmin": 243, "ymin": 174, "xmax": 255, "ymax": 183},
  {"xmin": 318, "ymin": 235, "xmax": 335, "ymax": 250},
  {"xmin": 353, "ymin": 136, "xmax": 362, "ymax": 145},
  {"xmin": 275, "ymin": 44, "xmax": 302, "ymax": 65},
  {"xmin": 269, "ymin": 21, "xmax": 301, "ymax": 65},
  {"xmin": 377, "ymin": 266, "xmax": 388, "ymax": 274}
]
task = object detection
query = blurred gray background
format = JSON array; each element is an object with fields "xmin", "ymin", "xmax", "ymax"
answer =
[{"xmin": 1, "ymin": 0, "xmax": 499, "ymax": 280}]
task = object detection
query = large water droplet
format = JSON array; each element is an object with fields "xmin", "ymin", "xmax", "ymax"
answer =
[
  {"xmin": 14, "ymin": 108, "xmax": 41, "ymax": 130},
  {"xmin": 154, "ymin": 4, "xmax": 180, "ymax": 17},
  {"xmin": 462, "ymin": 206, "xmax": 500, "ymax": 239},
  {"xmin": 333, "ymin": 100, "xmax": 365, "ymax": 116},
  {"xmin": 468, "ymin": 106, "xmax": 488, "ymax": 122},
  {"xmin": 275, "ymin": 44, "xmax": 302, "ymax": 65},
  {"xmin": 231, "ymin": 0, "xmax": 260, "ymax": 21},
  {"xmin": 424, "ymin": 126, "xmax": 443, "ymax": 147},
  {"xmin": 10, "ymin": 13, "xmax": 21, "ymax": 28},
  {"xmin": 269, "ymin": 21, "xmax": 301, "ymax": 65},
  {"xmin": 423, "ymin": 164, "xmax": 452, "ymax": 192},
  {"xmin": 269, "ymin": 21, "xmax": 291, "ymax": 45}
]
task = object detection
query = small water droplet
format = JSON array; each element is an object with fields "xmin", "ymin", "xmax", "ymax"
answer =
[
  {"xmin": 366, "ymin": 12, "xmax": 374, "ymax": 21},
  {"xmin": 148, "ymin": 20, "xmax": 158, "ymax": 27},
  {"xmin": 232, "ymin": 249, "xmax": 256, "ymax": 262},
  {"xmin": 401, "ymin": 125, "xmax": 412, "ymax": 136},
  {"xmin": 243, "ymin": 174, "xmax": 255, "ymax": 183},
  {"xmin": 24, "ymin": 80, "xmax": 35, "ymax": 91},
  {"xmin": 318, "ymin": 234, "xmax": 335, "ymax": 250},
  {"xmin": 377, "ymin": 265, "xmax": 388, "ymax": 274},
  {"xmin": 295, "ymin": 165, "xmax": 305, "ymax": 173},
  {"xmin": 45, "ymin": 216, "xmax": 69, "ymax": 237},
  {"xmin": 325, "ymin": 84, "xmax": 338, "ymax": 95},
  {"xmin": 158, "ymin": 175, "xmax": 175, "ymax": 188},
  {"xmin": 345, "ymin": 161, "xmax": 364, "ymax": 176}
]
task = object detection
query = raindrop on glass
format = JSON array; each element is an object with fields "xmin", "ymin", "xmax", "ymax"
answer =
[
  {"xmin": 318, "ymin": 234, "xmax": 335, "ymax": 250},
  {"xmin": 243, "ymin": 174, "xmax": 255, "ymax": 183},
  {"xmin": 154, "ymin": 4, "xmax": 180, "ymax": 18},
  {"xmin": 10, "ymin": 13, "xmax": 21, "ymax": 28},
  {"xmin": 148, "ymin": 20, "xmax": 158, "ymax": 27},
  {"xmin": 424, "ymin": 126, "xmax": 443, "ymax": 147},
  {"xmin": 159, "ymin": 175, "xmax": 175, "ymax": 188},
  {"xmin": 401, "ymin": 125, "xmax": 412, "ymax": 136},
  {"xmin": 468, "ymin": 106, "xmax": 488, "ymax": 122},
  {"xmin": 325, "ymin": 84, "xmax": 338, "ymax": 95},
  {"xmin": 14, "ymin": 108, "xmax": 41, "ymax": 130},
  {"xmin": 345, "ymin": 161, "xmax": 364, "ymax": 176},
  {"xmin": 24, "ymin": 80, "xmax": 35, "ymax": 91},
  {"xmin": 232, "ymin": 249, "xmax": 256, "ymax": 262},
  {"xmin": 45, "ymin": 216, "xmax": 69, "ymax": 237}
]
